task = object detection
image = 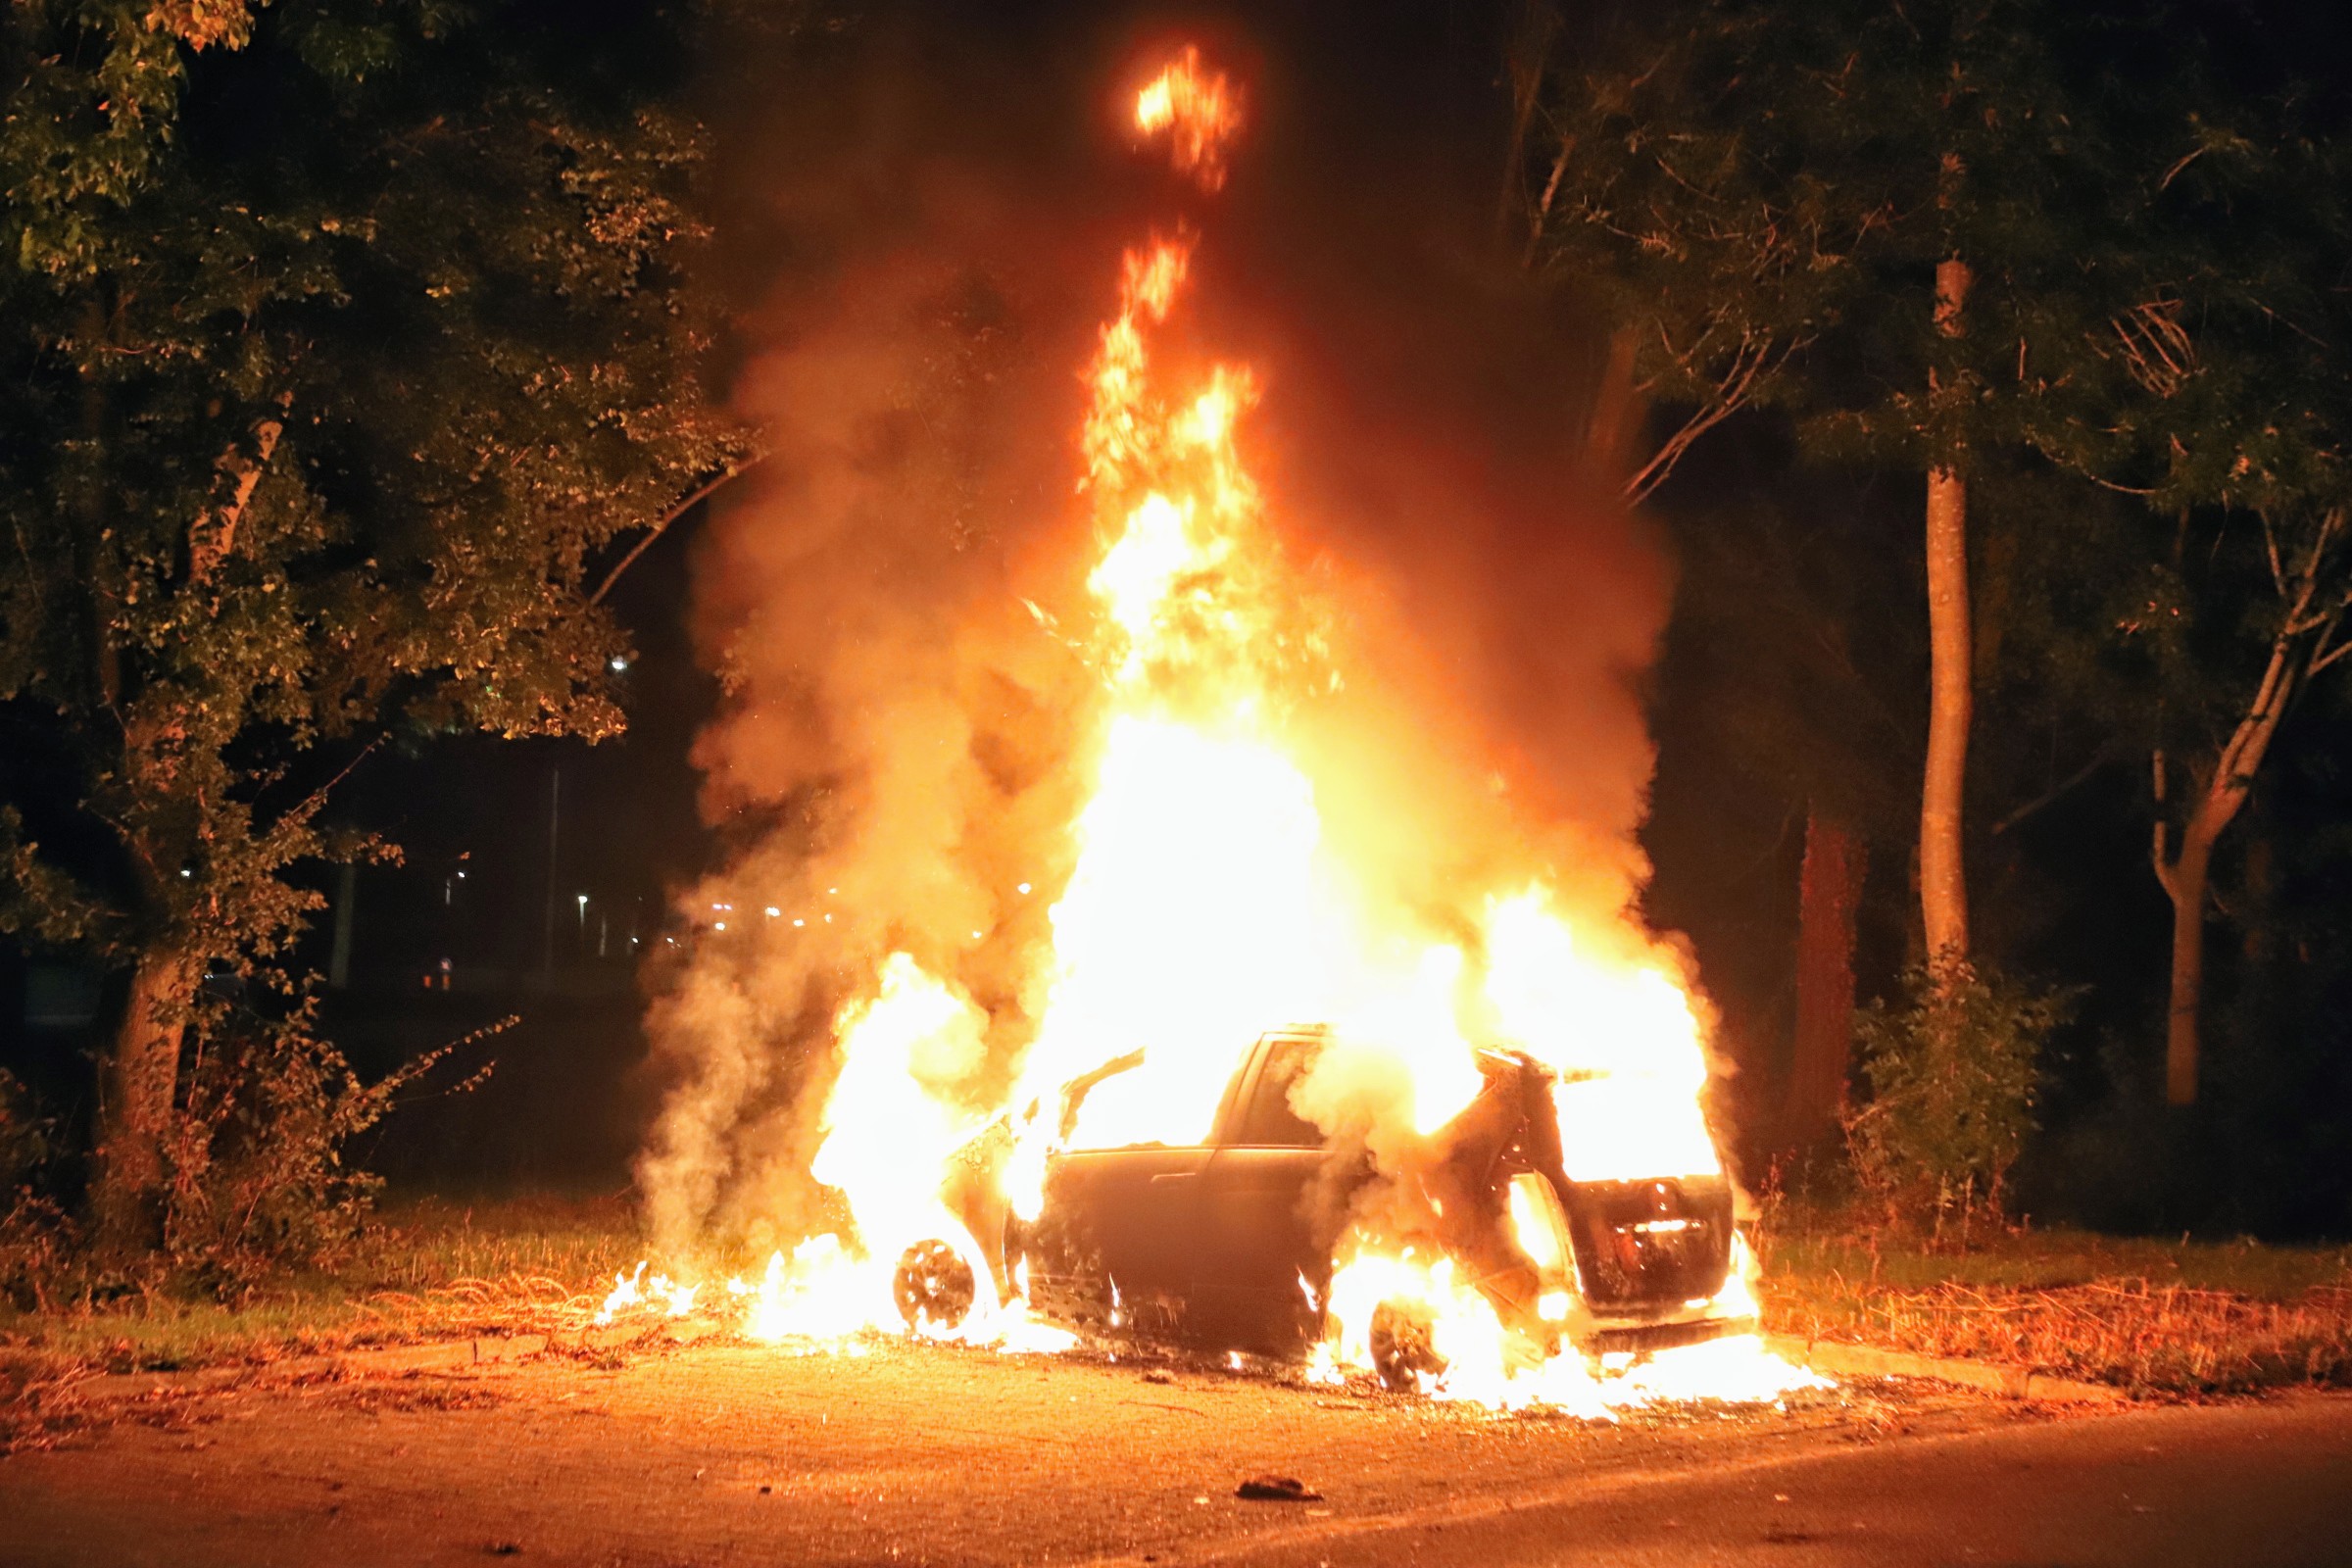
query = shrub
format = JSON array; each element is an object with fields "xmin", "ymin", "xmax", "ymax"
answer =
[
  {"xmin": 1844, "ymin": 960, "xmax": 2069, "ymax": 1239},
  {"xmin": 0, "ymin": 997, "xmax": 498, "ymax": 1306},
  {"xmin": 0, "ymin": 1069, "xmax": 51, "ymax": 1192},
  {"xmin": 0, "ymin": 1070, "xmax": 70, "ymax": 1311},
  {"xmin": 153, "ymin": 997, "xmax": 468, "ymax": 1297}
]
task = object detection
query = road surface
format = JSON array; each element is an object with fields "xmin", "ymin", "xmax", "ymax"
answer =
[{"xmin": 5, "ymin": 1337, "xmax": 2349, "ymax": 1566}]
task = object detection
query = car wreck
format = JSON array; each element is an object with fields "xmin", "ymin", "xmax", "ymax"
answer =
[{"xmin": 892, "ymin": 1027, "xmax": 1750, "ymax": 1389}]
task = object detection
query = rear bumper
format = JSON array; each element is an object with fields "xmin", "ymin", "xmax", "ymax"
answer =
[{"xmin": 1587, "ymin": 1311, "xmax": 1757, "ymax": 1356}]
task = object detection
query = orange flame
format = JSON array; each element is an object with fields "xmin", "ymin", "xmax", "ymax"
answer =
[
  {"xmin": 1135, "ymin": 46, "xmax": 1241, "ymax": 191},
  {"xmin": 611, "ymin": 44, "xmax": 1826, "ymax": 1415}
]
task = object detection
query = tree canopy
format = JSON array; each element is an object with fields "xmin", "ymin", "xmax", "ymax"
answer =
[
  {"xmin": 0, "ymin": 0, "xmax": 749, "ymax": 1239},
  {"xmin": 1528, "ymin": 0, "xmax": 2352, "ymax": 1117}
]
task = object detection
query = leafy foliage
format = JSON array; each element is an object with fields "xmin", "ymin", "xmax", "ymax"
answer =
[
  {"xmin": 2, "ymin": 0, "xmax": 745, "ymax": 950},
  {"xmin": 0, "ymin": 1071, "xmax": 70, "ymax": 1310},
  {"xmin": 0, "ymin": 1069, "xmax": 53, "ymax": 1193},
  {"xmin": 149, "ymin": 999, "xmax": 497, "ymax": 1298},
  {"xmin": 0, "ymin": 0, "xmax": 752, "ymax": 1238},
  {"xmin": 1845, "ymin": 960, "xmax": 2069, "ymax": 1235},
  {"xmin": 1523, "ymin": 0, "xmax": 2346, "ymax": 499},
  {"xmin": 1544, "ymin": 0, "xmax": 2352, "ymax": 1134},
  {"xmin": 2, "ymin": 1001, "xmax": 505, "ymax": 1305},
  {"xmin": 1525, "ymin": 0, "xmax": 2352, "ymax": 657}
]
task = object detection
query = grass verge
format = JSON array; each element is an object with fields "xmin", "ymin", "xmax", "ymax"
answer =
[
  {"xmin": 1758, "ymin": 1224, "xmax": 2352, "ymax": 1395},
  {"xmin": 10, "ymin": 1194, "xmax": 2351, "ymax": 1403},
  {"xmin": 0, "ymin": 1194, "xmax": 643, "ymax": 1379}
]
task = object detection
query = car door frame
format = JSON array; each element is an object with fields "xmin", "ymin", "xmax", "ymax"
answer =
[{"xmin": 1189, "ymin": 1033, "xmax": 1333, "ymax": 1351}]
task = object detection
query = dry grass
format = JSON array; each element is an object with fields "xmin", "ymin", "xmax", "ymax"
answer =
[
  {"xmin": 0, "ymin": 1194, "xmax": 645, "ymax": 1376},
  {"xmin": 11, "ymin": 1193, "xmax": 2349, "ymax": 1400},
  {"xmin": 1760, "ymin": 1225, "xmax": 2352, "ymax": 1394}
]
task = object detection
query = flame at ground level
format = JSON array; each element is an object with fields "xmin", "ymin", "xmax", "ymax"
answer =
[{"xmin": 591, "ymin": 1250, "xmax": 1826, "ymax": 1415}]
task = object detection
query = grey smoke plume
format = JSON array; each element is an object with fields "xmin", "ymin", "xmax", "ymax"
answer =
[
  {"xmin": 636, "ymin": 237, "xmax": 1097, "ymax": 1250},
  {"xmin": 635, "ymin": 21, "xmax": 1692, "ymax": 1255}
]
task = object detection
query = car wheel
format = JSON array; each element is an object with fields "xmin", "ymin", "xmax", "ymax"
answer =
[
  {"xmin": 1368, "ymin": 1299, "xmax": 1446, "ymax": 1392},
  {"xmin": 892, "ymin": 1240, "xmax": 978, "ymax": 1333}
]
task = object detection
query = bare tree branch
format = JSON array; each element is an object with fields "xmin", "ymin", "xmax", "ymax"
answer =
[
  {"xmin": 588, "ymin": 456, "xmax": 765, "ymax": 609},
  {"xmin": 1522, "ymin": 136, "xmax": 1574, "ymax": 269},
  {"xmin": 1620, "ymin": 330, "xmax": 1801, "ymax": 505},
  {"xmin": 1991, "ymin": 744, "xmax": 2114, "ymax": 835}
]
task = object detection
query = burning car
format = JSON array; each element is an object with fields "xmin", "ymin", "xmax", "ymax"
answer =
[
  {"xmin": 620, "ymin": 49, "xmax": 1814, "ymax": 1412},
  {"xmin": 893, "ymin": 1025, "xmax": 1749, "ymax": 1390}
]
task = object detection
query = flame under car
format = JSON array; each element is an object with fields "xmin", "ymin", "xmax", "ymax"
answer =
[{"xmin": 898, "ymin": 1028, "xmax": 1749, "ymax": 1386}]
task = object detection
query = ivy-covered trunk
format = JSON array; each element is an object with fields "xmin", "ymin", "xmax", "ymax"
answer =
[{"xmin": 93, "ymin": 943, "xmax": 196, "ymax": 1248}]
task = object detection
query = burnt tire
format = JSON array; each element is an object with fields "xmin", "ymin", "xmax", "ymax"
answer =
[
  {"xmin": 892, "ymin": 1240, "xmax": 978, "ymax": 1333},
  {"xmin": 1368, "ymin": 1299, "xmax": 1446, "ymax": 1393}
]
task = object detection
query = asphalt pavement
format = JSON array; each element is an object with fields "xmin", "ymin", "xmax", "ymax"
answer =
[{"xmin": 4, "ymin": 1337, "xmax": 2347, "ymax": 1567}]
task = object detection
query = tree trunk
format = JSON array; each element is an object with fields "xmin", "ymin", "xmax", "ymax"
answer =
[
  {"xmin": 2240, "ymin": 825, "xmax": 2275, "ymax": 966},
  {"xmin": 2153, "ymin": 656, "xmax": 2298, "ymax": 1105},
  {"xmin": 2160, "ymin": 826, "xmax": 2215, "ymax": 1107},
  {"xmin": 1921, "ymin": 256, "xmax": 1974, "ymax": 976},
  {"xmin": 92, "ymin": 944, "xmax": 196, "ymax": 1249},
  {"xmin": 1583, "ymin": 327, "xmax": 1645, "ymax": 483},
  {"xmin": 1787, "ymin": 807, "xmax": 1864, "ymax": 1145}
]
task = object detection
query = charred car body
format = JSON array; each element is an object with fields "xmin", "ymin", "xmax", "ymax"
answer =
[{"xmin": 899, "ymin": 1027, "xmax": 1748, "ymax": 1386}]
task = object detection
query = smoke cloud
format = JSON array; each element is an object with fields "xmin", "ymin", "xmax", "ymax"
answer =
[{"xmin": 635, "ymin": 12, "xmax": 1690, "ymax": 1254}]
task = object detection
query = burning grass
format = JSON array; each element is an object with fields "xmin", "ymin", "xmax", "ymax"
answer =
[{"xmin": 1760, "ymin": 1224, "xmax": 2352, "ymax": 1395}]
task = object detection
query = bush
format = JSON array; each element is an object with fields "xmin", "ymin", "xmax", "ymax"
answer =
[
  {"xmin": 152, "ymin": 997, "xmax": 490, "ymax": 1298},
  {"xmin": 0, "ymin": 1069, "xmax": 52, "ymax": 1192},
  {"xmin": 0, "ymin": 997, "xmax": 498, "ymax": 1306},
  {"xmin": 0, "ymin": 1069, "xmax": 70, "ymax": 1310},
  {"xmin": 1844, "ymin": 960, "xmax": 2070, "ymax": 1239}
]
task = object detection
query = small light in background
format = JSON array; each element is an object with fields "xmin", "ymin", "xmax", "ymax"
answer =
[
  {"xmin": 764, "ymin": 906, "xmax": 781, "ymax": 918},
  {"xmin": 609, "ymin": 657, "xmax": 629, "ymax": 672},
  {"xmin": 1016, "ymin": 881, "xmax": 1032, "ymax": 896}
]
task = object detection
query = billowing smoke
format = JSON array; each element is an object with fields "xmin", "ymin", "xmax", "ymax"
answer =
[
  {"xmin": 635, "ymin": 240, "xmax": 1098, "ymax": 1249},
  {"xmin": 635, "ymin": 16, "xmax": 1694, "ymax": 1257}
]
